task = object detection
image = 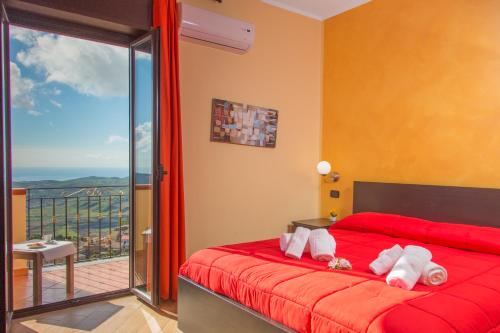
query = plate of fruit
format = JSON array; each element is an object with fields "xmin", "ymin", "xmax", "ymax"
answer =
[{"xmin": 28, "ymin": 242, "xmax": 46, "ymax": 249}]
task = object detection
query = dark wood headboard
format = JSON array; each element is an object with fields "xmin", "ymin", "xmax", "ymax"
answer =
[{"xmin": 353, "ymin": 181, "xmax": 500, "ymax": 228}]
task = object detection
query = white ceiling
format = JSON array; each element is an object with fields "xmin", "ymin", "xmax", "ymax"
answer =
[{"xmin": 261, "ymin": 0, "xmax": 371, "ymax": 20}]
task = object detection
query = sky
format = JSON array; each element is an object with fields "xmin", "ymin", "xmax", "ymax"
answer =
[{"xmin": 9, "ymin": 26, "xmax": 131, "ymax": 169}]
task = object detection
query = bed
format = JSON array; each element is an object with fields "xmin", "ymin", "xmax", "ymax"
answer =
[{"xmin": 178, "ymin": 182, "xmax": 500, "ymax": 333}]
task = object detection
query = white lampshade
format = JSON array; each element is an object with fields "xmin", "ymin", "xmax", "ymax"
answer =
[{"xmin": 316, "ymin": 161, "xmax": 331, "ymax": 175}]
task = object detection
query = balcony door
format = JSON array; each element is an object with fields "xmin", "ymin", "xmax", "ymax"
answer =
[
  {"xmin": 0, "ymin": 1, "xmax": 160, "ymax": 326},
  {"xmin": 130, "ymin": 31, "xmax": 160, "ymax": 306}
]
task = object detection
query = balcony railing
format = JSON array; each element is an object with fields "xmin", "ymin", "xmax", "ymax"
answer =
[{"xmin": 24, "ymin": 186, "xmax": 129, "ymax": 264}]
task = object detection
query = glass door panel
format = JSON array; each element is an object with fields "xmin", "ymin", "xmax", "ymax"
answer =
[
  {"xmin": 0, "ymin": 6, "xmax": 13, "ymax": 324},
  {"xmin": 1, "ymin": 6, "xmax": 13, "ymax": 327},
  {"xmin": 130, "ymin": 32, "xmax": 159, "ymax": 305}
]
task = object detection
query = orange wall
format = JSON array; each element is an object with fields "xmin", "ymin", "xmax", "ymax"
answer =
[
  {"xmin": 321, "ymin": 0, "xmax": 500, "ymax": 217},
  {"xmin": 180, "ymin": 0, "xmax": 323, "ymax": 255},
  {"xmin": 12, "ymin": 190, "xmax": 27, "ymax": 273}
]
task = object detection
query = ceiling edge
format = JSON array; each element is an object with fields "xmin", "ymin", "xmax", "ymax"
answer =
[{"xmin": 261, "ymin": 0, "xmax": 324, "ymax": 21}]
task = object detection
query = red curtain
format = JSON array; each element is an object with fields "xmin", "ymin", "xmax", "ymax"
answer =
[{"xmin": 153, "ymin": 0, "xmax": 186, "ymax": 301}]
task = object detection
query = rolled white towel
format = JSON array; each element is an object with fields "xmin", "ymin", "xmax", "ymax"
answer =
[
  {"xmin": 280, "ymin": 233, "xmax": 291, "ymax": 252},
  {"xmin": 309, "ymin": 229, "xmax": 336, "ymax": 262},
  {"xmin": 369, "ymin": 244, "xmax": 404, "ymax": 275},
  {"xmin": 280, "ymin": 233, "xmax": 309, "ymax": 253},
  {"xmin": 419, "ymin": 261, "xmax": 448, "ymax": 286},
  {"xmin": 386, "ymin": 245, "xmax": 432, "ymax": 290},
  {"xmin": 285, "ymin": 227, "xmax": 311, "ymax": 260}
]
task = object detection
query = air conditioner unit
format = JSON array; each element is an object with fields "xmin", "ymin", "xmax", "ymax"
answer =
[{"xmin": 178, "ymin": 3, "xmax": 255, "ymax": 53}]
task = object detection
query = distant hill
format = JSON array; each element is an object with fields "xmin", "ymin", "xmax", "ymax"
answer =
[
  {"xmin": 14, "ymin": 176, "xmax": 133, "ymax": 242},
  {"xmin": 12, "ymin": 174, "xmax": 153, "ymax": 256},
  {"xmin": 13, "ymin": 176, "xmax": 129, "ymax": 189},
  {"xmin": 12, "ymin": 173, "xmax": 153, "ymax": 190}
]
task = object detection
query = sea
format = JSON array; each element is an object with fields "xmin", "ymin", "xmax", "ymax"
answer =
[{"xmin": 12, "ymin": 167, "xmax": 129, "ymax": 182}]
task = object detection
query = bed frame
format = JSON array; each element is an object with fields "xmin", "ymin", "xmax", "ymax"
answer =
[
  {"xmin": 178, "ymin": 275, "xmax": 294, "ymax": 333},
  {"xmin": 353, "ymin": 181, "xmax": 500, "ymax": 227},
  {"xmin": 178, "ymin": 181, "xmax": 500, "ymax": 333}
]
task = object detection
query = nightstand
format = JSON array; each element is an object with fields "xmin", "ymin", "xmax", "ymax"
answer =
[{"xmin": 289, "ymin": 218, "xmax": 332, "ymax": 232}]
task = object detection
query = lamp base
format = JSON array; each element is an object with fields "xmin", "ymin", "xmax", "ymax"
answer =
[{"xmin": 323, "ymin": 172, "xmax": 340, "ymax": 183}]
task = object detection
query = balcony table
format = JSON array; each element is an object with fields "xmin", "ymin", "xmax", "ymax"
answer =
[{"xmin": 13, "ymin": 240, "xmax": 76, "ymax": 306}]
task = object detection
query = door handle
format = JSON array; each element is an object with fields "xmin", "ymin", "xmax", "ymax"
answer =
[{"xmin": 158, "ymin": 164, "xmax": 168, "ymax": 181}]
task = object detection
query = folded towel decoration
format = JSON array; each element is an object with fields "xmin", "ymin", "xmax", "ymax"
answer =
[
  {"xmin": 285, "ymin": 227, "xmax": 311, "ymax": 260},
  {"xmin": 419, "ymin": 261, "xmax": 448, "ymax": 286},
  {"xmin": 280, "ymin": 233, "xmax": 309, "ymax": 253},
  {"xmin": 386, "ymin": 245, "xmax": 432, "ymax": 290},
  {"xmin": 279, "ymin": 233, "xmax": 291, "ymax": 252},
  {"xmin": 309, "ymin": 229, "xmax": 336, "ymax": 261},
  {"xmin": 369, "ymin": 244, "xmax": 404, "ymax": 275},
  {"xmin": 328, "ymin": 257, "xmax": 352, "ymax": 270}
]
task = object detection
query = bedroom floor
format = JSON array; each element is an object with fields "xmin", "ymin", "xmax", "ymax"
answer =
[{"xmin": 11, "ymin": 296, "xmax": 179, "ymax": 333}]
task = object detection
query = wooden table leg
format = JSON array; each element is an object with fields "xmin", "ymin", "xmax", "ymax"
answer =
[
  {"xmin": 33, "ymin": 254, "xmax": 43, "ymax": 306},
  {"xmin": 66, "ymin": 254, "xmax": 74, "ymax": 296}
]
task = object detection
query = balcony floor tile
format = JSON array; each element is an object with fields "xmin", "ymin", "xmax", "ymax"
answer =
[{"xmin": 14, "ymin": 256, "xmax": 129, "ymax": 310}]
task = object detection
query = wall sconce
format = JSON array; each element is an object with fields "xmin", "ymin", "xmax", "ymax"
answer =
[{"xmin": 316, "ymin": 161, "xmax": 340, "ymax": 183}]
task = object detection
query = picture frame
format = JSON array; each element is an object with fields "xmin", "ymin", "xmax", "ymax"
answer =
[{"xmin": 210, "ymin": 98, "xmax": 278, "ymax": 148}]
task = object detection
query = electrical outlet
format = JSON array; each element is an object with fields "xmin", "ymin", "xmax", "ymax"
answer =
[{"xmin": 330, "ymin": 190, "xmax": 340, "ymax": 198}]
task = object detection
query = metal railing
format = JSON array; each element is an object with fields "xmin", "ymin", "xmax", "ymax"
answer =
[{"xmin": 25, "ymin": 186, "xmax": 129, "ymax": 265}]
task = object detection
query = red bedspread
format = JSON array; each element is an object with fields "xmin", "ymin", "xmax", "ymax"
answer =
[{"xmin": 180, "ymin": 213, "xmax": 500, "ymax": 333}]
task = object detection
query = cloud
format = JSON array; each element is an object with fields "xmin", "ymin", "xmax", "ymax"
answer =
[
  {"xmin": 135, "ymin": 122, "xmax": 151, "ymax": 153},
  {"xmin": 27, "ymin": 110, "xmax": 43, "ymax": 116},
  {"xmin": 10, "ymin": 27, "xmax": 43, "ymax": 46},
  {"xmin": 136, "ymin": 51, "xmax": 151, "ymax": 60},
  {"xmin": 14, "ymin": 26, "xmax": 128, "ymax": 98},
  {"xmin": 107, "ymin": 135, "xmax": 128, "ymax": 144},
  {"xmin": 41, "ymin": 87, "xmax": 62, "ymax": 96},
  {"xmin": 50, "ymin": 99, "xmax": 62, "ymax": 108},
  {"xmin": 10, "ymin": 62, "xmax": 35, "ymax": 109},
  {"xmin": 135, "ymin": 122, "xmax": 151, "ymax": 173}
]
